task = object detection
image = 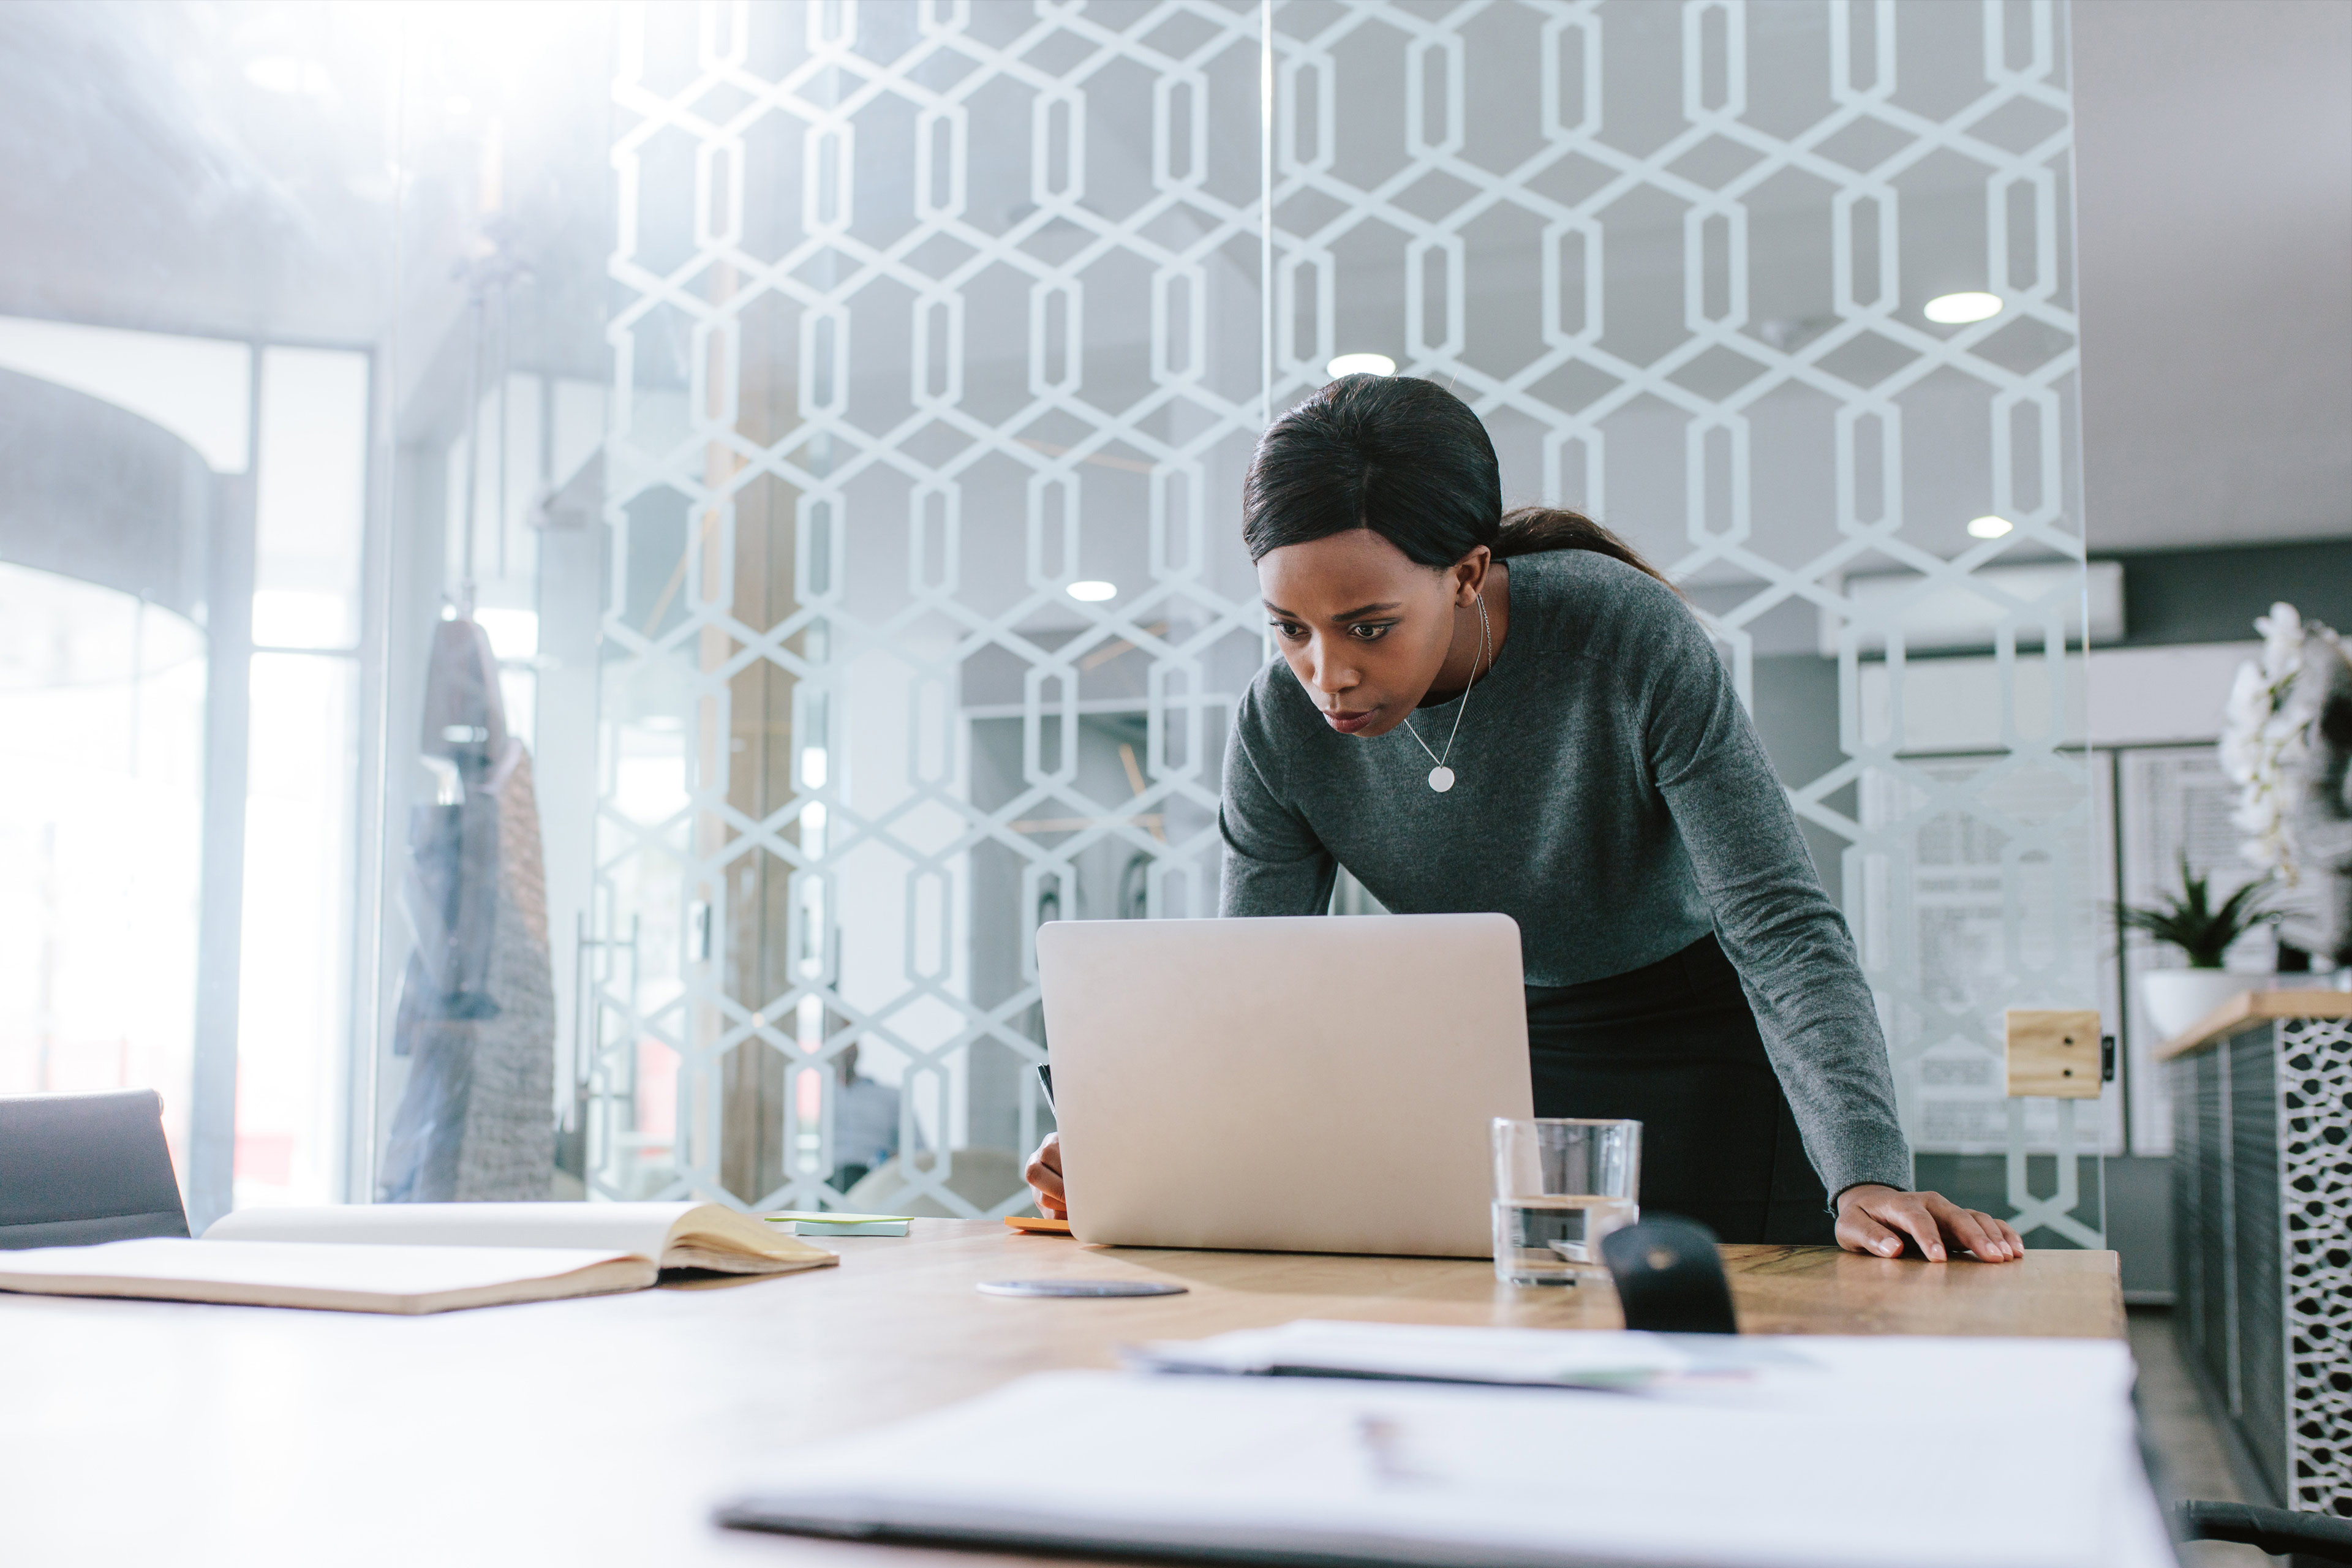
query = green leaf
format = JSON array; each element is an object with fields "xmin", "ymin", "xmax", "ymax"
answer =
[{"xmin": 2112, "ymin": 855, "xmax": 2281, "ymax": 967}]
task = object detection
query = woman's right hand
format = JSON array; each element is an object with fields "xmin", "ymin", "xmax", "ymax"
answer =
[{"xmin": 1023, "ymin": 1132, "xmax": 1067, "ymax": 1219}]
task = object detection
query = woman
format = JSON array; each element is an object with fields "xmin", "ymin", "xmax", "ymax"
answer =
[{"xmin": 1026, "ymin": 375, "xmax": 2022, "ymax": 1263}]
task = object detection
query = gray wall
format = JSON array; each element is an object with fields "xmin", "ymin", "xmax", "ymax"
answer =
[
  {"xmin": 2073, "ymin": 0, "xmax": 2352, "ymax": 552},
  {"xmin": 2101, "ymin": 540, "xmax": 2352, "ymax": 648}
]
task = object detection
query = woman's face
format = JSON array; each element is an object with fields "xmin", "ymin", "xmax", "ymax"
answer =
[{"xmin": 1257, "ymin": 528, "xmax": 1478, "ymax": 739}]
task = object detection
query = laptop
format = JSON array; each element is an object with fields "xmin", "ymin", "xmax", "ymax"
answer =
[{"xmin": 1035, "ymin": 913, "xmax": 1532, "ymax": 1257}]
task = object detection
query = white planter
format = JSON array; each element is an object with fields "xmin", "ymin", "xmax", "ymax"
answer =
[{"xmin": 2140, "ymin": 970, "xmax": 2263, "ymax": 1041}]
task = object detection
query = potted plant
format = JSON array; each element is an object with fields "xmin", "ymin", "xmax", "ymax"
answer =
[{"xmin": 2117, "ymin": 858, "xmax": 2282, "ymax": 1039}]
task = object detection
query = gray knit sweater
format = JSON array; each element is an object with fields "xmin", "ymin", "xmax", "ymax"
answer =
[{"xmin": 1217, "ymin": 548, "xmax": 1912, "ymax": 1200}]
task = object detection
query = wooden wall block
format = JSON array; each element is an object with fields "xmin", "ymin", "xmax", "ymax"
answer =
[{"xmin": 2005, "ymin": 1009, "xmax": 2105, "ymax": 1099}]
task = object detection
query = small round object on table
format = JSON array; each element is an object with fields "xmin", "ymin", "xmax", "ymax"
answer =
[{"xmin": 976, "ymin": 1279, "xmax": 1188, "ymax": 1298}]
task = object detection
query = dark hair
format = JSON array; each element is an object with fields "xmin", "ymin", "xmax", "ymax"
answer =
[{"xmin": 1241, "ymin": 374, "xmax": 1674, "ymax": 590}]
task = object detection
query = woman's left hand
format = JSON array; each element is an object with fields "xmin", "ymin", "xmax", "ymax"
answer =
[{"xmin": 1834, "ymin": 1185, "xmax": 2023, "ymax": 1262}]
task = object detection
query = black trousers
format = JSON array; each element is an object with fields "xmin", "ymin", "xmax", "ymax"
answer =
[{"xmin": 1526, "ymin": 933, "xmax": 1835, "ymax": 1246}]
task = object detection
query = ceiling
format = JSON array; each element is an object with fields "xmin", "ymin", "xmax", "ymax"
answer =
[{"xmin": 0, "ymin": 1, "xmax": 396, "ymax": 344}]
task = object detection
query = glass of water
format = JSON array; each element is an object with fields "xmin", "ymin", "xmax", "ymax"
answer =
[{"xmin": 1491, "ymin": 1118, "xmax": 1642, "ymax": 1286}]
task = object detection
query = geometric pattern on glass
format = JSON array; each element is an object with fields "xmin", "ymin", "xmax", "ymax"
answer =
[
  {"xmin": 1269, "ymin": 0, "xmax": 2097, "ymax": 1196},
  {"xmin": 597, "ymin": 1, "xmax": 1267, "ymax": 1214},
  {"xmin": 592, "ymin": 0, "xmax": 2100, "ymax": 1232}
]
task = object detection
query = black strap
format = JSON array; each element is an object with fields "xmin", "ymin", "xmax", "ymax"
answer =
[{"xmin": 2174, "ymin": 1501, "xmax": 2352, "ymax": 1562}]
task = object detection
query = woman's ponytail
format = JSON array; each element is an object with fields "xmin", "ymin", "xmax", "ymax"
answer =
[
  {"xmin": 1242, "ymin": 377, "xmax": 1678, "ymax": 597},
  {"xmin": 1494, "ymin": 506, "xmax": 1679, "ymax": 594}
]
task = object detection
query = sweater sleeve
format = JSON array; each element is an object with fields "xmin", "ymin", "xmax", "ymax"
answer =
[
  {"xmin": 1632, "ymin": 591, "xmax": 1913, "ymax": 1204},
  {"xmin": 1217, "ymin": 677, "xmax": 1339, "ymax": 919}
]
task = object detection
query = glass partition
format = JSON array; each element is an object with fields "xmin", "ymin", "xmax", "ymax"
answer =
[
  {"xmin": 1261, "ymin": 0, "xmax": 2101, "ymax": 1238},
  {"xmin": 0, "ymin": 0, "xmax": 2105, "ymax": 1244},
  {"xmin": 1279, "ymin": 0, "xmax": 2107, "ymax": 1232},
  {"xmin": 365, "ymin": 0, "xmax": 2085, "ymax": 1234},
  {"xmin": 569, "ymin": 1, "xmax": 1272, "ymax": 1212}
]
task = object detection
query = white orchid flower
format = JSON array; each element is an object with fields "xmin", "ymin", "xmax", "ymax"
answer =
[{"xmin": 2220, "ymin": 602, "xmax": 2342, "ymax": 886}]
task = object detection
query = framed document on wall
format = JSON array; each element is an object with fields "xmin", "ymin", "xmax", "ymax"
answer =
[
  {"xmin": 1858, "ymin": 755, "xmax": 2119, "ymax": 1158},
  {"xmin": 2113, "ymin": 745, "xmax": 2277, "ymax": 1156}
]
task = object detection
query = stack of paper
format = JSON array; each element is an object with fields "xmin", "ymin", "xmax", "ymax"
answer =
[
  {"xmin": 1128, "ymin": 1319, "xmax": 1706, "ymax": 1388},
  {"xmin": 722, "ymin": 1332, "xmax": 2170, "ymax": 1568},
  {"xmin": 765, "ymin": 1212, "xmax": 913, "ymax": 1237}
]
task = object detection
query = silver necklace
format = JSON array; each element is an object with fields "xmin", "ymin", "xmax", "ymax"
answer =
[{"xmin": 1400, "ymin": 595, "xmax": 1490, "ymax": 793}]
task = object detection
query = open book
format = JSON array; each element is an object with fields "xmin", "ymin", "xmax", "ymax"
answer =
[{"xmin": 0, "ymin": 1202, "xmax": 835, "ymax": 1316}]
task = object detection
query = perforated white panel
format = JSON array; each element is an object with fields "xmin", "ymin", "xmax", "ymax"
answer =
[{"xmin": 2281, "ymin": 1016, "xmax": 2352, "ymax": 1514}]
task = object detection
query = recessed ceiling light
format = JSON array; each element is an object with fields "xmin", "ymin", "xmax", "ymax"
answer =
[
  {"xmin": 1068, "ymin": 580, "xmax": 1117, "ymax": 602},
  {"xmin": 1327, "ymin": 353, "xmax": 1395, "ymax": 379},
  {"xmin": 1924, "ymin": 292, "xmax": 2003, "ymax": 325},
  {"xmin": 1967, "ymin": 514, "xmax": 2014, "ymax": 539}
]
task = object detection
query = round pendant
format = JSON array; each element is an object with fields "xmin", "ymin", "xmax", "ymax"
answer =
[{"xmin": 1428, "ymin": 765, "xmax": 1456, "ymax": 793}]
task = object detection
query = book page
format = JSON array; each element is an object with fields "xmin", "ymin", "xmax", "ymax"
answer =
[
  {"xmin": 666, "ymin": 1205, "xmax": 837, "ymax": 1270},
  {"xmin": 0, "ymin": 1238, "xmax": 657, "ymax": 1314},
  {"xmin": 206, "ymin": 1202, "xmax": 701, "ymax": 1259},
  {"xmin": 204, "ymin": 1202, "xmax": 835, "ymax": 1272}
]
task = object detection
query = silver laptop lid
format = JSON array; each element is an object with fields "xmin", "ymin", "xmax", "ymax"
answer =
[{"xmin": 1037, "ymin": 913, "xmax": 1531, "ymax": 1257}]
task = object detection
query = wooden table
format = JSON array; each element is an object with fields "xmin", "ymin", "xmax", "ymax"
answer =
[{"xmin": 0, "ymin": 1222, "xmax": 2120, "ymax": 1566}]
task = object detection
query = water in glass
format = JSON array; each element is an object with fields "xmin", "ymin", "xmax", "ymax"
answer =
[{"xmin": 1491, "ymin": 1194, "xmax": 1640, "ymax": 1285}]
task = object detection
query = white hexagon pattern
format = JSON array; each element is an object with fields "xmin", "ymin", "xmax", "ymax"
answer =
[{"xmin": 584, "ymin": 0, "xmax": 2098, "ymax": 1235}]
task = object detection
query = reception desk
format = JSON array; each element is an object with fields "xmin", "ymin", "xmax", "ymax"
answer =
[{"xmin": 2162, "ymin": 990, "xmax": 2352, "ymax": 1517}]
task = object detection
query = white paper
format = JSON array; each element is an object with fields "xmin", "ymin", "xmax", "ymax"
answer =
[
  {"xmin": 1129, "ymin": 1319, "xmax": 1700, "ymax": 1387},
  {"xmin": 732, "ymin": 1335, "xmax": 2161, "ymax": 1568},
  {"xmin": 203, "ymin": 1200, "xmax": 700, "ymax": 1257}
]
